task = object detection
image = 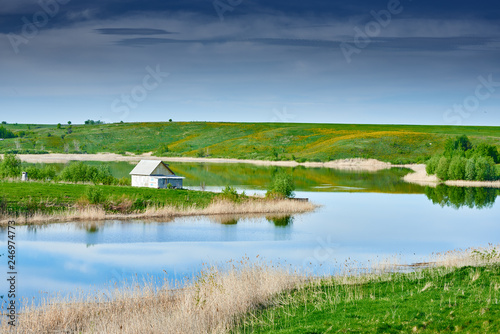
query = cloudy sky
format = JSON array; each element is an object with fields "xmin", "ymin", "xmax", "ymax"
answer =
[{"xmin": 1, "ymin": 0, "xmax": 499, "ymax": 125}]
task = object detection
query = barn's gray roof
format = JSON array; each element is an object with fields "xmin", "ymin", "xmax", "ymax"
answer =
[{"xmin": 129, "ymin": 160, "xmax": 174, "ymax": 176}]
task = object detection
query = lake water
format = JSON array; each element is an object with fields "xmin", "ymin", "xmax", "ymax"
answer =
[{"xmin": 1, "ymin": 162, "xmax": 499, "ymax": 307}]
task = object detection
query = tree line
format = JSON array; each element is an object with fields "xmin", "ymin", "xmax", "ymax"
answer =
[
  {"xmin": 426, "ymin": 135, "xmax": 499, "ymax": 181},
  {"xmin": 0, "ymin": 154, "xmax": 130, "ymax": 185}
]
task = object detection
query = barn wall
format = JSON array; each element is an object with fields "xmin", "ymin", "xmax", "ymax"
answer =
[
  {"xmin": 132, "ymin": 175, "xmax": 159, "ymax": 188},
  {"xmin": 152, "ymin": 164, "xmax": 174, "ymax": 176}
]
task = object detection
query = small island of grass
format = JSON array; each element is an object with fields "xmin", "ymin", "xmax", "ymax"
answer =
[{"xmin": 0, "ymin": 155, "xmax": 315, "ymax": 225}]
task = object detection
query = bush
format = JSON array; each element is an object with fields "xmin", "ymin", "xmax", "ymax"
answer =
[
  {"xmin": 465, "ymin": 158, "xmax": 476, "ymax": 181},
  {"xmin": 475, "ymin": 156, "xmax": 497, "ymax": 181},
  {"xmin": 435, "ymin": 157, "xmax": 450, "ymax": 181},
  {"xmin": 59, "ymin": 162, "xmax": 117, "ymax": 184},
  {"xmin": 25, "ymin": 166, "xmax": 57, "ymax": 181},
  {"xmin": 426, "ymin": 155, "xmax": 441, "ymax": 175},
  {"xmin": 85, "ymin": 186, "xmax": 107, "ymax": 204},
  {"xmin": 0, "ymin": 154, "xmax": 21, "ymax": 178},
  {"xmin": 473, "ymin": 143, "xmax": 499, "ymax": 163},
  {"xmin": 444, "ymin": 135, "xmax": 472, "ymax": 157},
  {"xmin": 118, "ymin": 177, "xmax": 131, "ymax": 186},
  {"xmin": 0, "ymin": 126, "xmax": 16, "ymax": 139},
  {"xmin": 448, "ymin": 156, "xmax": 466, "ymax": 180},
  {"xmin": 266, "ymin": 172, "xmax": 295, "ymax": 199},
  {"xmin": 221, "ymin": 185, "xmax": 240, "ymax": 202}
]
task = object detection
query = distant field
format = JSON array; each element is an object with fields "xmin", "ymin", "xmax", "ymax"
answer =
[{"xmin": 2, "ymin": 122, "xmax": 500, "ymax": 163}]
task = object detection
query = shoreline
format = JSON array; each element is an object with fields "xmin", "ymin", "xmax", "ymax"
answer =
[
  {"xmin": 396, "ymin": 163, "xmax": 500, "ymax": 188},
  {"xmin": 0, "ymin": 198, "xmax": 318, "ymax": 225},
  {"xmin": 15, "ymin": 153, "xmax": 500, "ymax": 188},
  {"xmin": 18, "ymin": 153, "xmax": 392, "ymax": 171},
  {"xmin": 2, "ymin": 245, "xmax": 498, "ymax": 333}
]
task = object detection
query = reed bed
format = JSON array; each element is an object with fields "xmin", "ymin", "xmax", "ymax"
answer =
[
  {"xmin": 0, "ymin": 198, "xmax": 317, "ymax": 225},
  {"xmin": 1, "ymin": 260, "xmax": 305, "ymax": 334},
  {"xmin": 1, "ymin": 246, "xmax": 499, "ymax": 333}
]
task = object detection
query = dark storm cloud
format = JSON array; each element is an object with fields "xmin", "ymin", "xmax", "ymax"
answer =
[
  {"xmin": 2, "ymin": 0, "xmax": 500, "ymax": 34},
  {"xmin": 115, "ymin": 35, "xmax": 499, "ymax": 53},
  {"xmin": 115, "ymin": 37, "xmax": 340, "ymax": 48},
  {"xmin": 95, "ymin": 28, "xmax": 175, "ymax": 35},
  {"xmin": 2, "ymin": 0, "xmax": 500, "ymax": 125}
]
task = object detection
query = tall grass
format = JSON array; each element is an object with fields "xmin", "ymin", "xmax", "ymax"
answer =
[
  {"xmin": 1, "ymin": 246, "xmax": 498, "ymax": 333},
  {"xmin": 0, "ymin": 198, "xmax": 317, "ymax": 225},
  {"xmin": 1, "ymin": 260, "xmax": 304, "ymax": 334}
]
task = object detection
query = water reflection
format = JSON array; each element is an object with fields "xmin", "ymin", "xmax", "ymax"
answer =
[
  {"xmin": 24, "ymin": 161, "xmax": 425, "ymax": 194},
  {"xmin": 2, "ymin": 190, "xmax": 500, "ymax": 307},
  {"xmin": 425, "ymin": 186, "xmax": 498, "ymax": 209},
  {"xmin": 267, "ymin": 215, "xmax": 294, "ymax": 227}
]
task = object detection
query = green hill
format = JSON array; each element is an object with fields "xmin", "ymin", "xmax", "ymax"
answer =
[{"xmin": 1, "ymin": 122, "xmax": 500, "ymax": 164}]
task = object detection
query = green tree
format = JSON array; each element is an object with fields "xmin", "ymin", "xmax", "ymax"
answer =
[
  {"xmin": 465, "ymin": 158, "xmax": 476, "ymax": 181},
  {"xmin": 475, "ymin": 156, "xmax": 497, "ymax": 181},
  {"xmin": 266, "ymin": 171, "xmax": 295, "ymax": 199},
  {"xmin": 426, "ymin": 155, "xmax": 441, "ymax": 175},
  {"xmin": 436, "ymin": 156, "xmax": 450, "ymax": 180},
  {"xmin": 0, "ymin": 154, "xmax": 21, "ymax": 178},
  {"xmin": 448, "ymin": 156, "xmax": 466, "ymax": 180},
  {"xmin": 444, "ymin": 135, "xmax": 473, "ymax": 157},
  {"xmin": 0, "ymin": 126, "xmax": 16, "ymax": 139},
  {"xmin": 474, "ymin": 143, "xmax": 499, "ymax": 163}
]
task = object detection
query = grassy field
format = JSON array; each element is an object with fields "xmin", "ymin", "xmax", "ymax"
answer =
[
  {"xmin": 0, "ymin": 181, "xmax": 316, "ymax": 223},
  {"xmin": 0, "ymin": 181, "xmax": 217, "ymax": 216},
  {"xmin": 2, "ymin": 122, "xmax": 500, "ymax": 163},
  {"xmin": 236, "ymin": 264, "xmax": 500, "ymax": 333}
]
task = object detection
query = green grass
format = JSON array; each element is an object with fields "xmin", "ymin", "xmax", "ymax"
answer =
[
  {"xmin": 0, "ymin": 181, "xmax": 217, "ymax": 216},
  {"xmin": 2, "ymin": 122, "xmax": 500, "ymax": 164},
  {"xmin": 236, "ymin": 265, "xmax": 500, "ymax": 333}
]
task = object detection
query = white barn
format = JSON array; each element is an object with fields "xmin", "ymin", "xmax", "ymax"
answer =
[{"xmin": 130, "ymin": 160, "xmax": 184, "ymax": 189}]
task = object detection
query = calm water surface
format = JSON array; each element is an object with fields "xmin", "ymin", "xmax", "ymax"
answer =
[{"xmin": 1, "ymin": 162, "xmax": 499, "ymax": 306}]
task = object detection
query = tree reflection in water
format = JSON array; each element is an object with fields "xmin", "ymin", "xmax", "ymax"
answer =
[
  {"xmin": 266, "ymin": 215, "xmax": 294, "ymax": 227},
  {"xmin": 425, "ymin": 185, "xmax": 498, "ymax": 209}
]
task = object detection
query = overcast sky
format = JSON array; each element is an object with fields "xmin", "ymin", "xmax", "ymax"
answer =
[{"xmin": 1, "ymin": 0, "xmax": 499, "ymax": 125}]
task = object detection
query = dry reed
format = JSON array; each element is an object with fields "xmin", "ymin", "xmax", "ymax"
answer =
[
  {"xmin": 1, "ymin": 260, "xmax": 305, "ymax": 334},
  {"xmin": 1, "ymin": 246, "xmax": 498, "ymax": 333},
  {"xmin": 0, "ymin": 199, "xmax": 317, "ymax": 225}
]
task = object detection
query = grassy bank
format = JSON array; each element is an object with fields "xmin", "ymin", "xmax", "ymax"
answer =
[
  {"xmin": 237, "ymin": 264, "xmax": 500, "ymax": 333},
  {"xmin": 1, "ymin": 247, "xmax": 498, "ymax": 333},
  {"xmin": 1, "ymin": 122, "xmax": 500, "ymax": 164},
  {"xmin": 0, "ymin": 181, "xmax": 315, "ymax": 224}
]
